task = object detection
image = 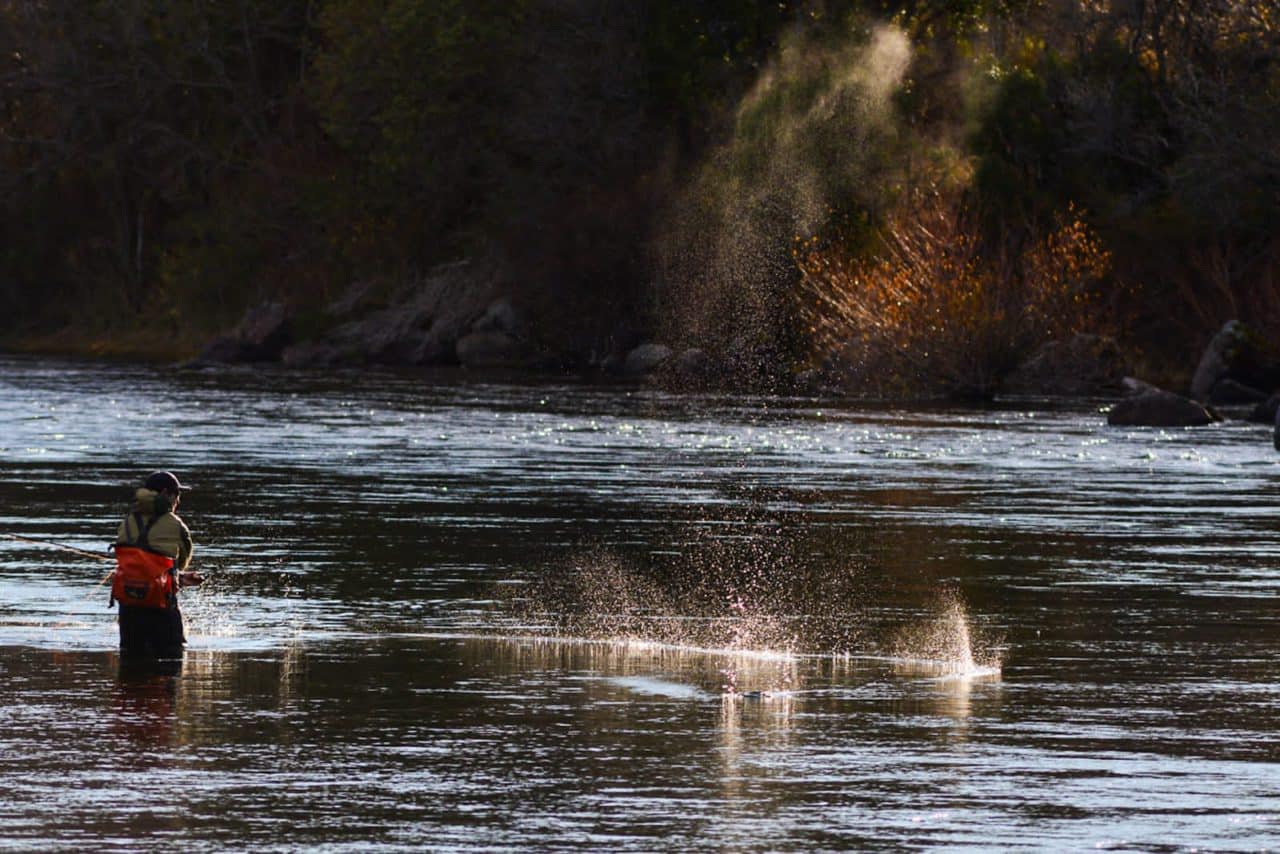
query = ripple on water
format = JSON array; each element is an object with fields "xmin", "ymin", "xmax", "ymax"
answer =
[{"xmin": 2, "ymin": 358, "xmax": 1280, "ymax": 849}]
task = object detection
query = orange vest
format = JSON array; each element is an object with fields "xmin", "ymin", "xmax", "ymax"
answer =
[{"xmin": 111, "ymin": 513, "xmax": 177, "ymax": 609}]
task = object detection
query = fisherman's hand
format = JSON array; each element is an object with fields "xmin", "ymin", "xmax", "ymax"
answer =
[{"xmin": 180, "ymin": 571, "xmax": 205, "ymax": 587}]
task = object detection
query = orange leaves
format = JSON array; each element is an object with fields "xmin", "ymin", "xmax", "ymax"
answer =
[{"xmin": 796, "ymin": 190, "xmax": 1113, "ymax": 398}]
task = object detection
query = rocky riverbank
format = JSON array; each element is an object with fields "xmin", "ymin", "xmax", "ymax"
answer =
[
  {"xmin": 1105, "ymin": 319, "xmax": 1280, "ymax": 428},
  {"xmin": 136, "ymin": 258, "xmax": 1256, "ymax": 421},
  {"xmin": 188, "ymin": 260, "xmax": 725, "ymax": 388},
  {"xmin": 9, "ymin": 256, "xmax": 1275, "ymax": 434}
]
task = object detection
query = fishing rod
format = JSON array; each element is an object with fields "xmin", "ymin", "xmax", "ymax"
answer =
[
  {"xmin": 3, "ymin": 532, "xmax": 206, "ymax": 591},
  {"xmin": 2, "ymin": 532, "xmax": 113, "ymax": 562},
  {"xmin": 2, "ymin": 533, "xmax": 116, "ymax": 596}
]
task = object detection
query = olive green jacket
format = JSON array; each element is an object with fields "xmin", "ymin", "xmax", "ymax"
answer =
[{"xmin": 116, "ymin": 488, "xmax": 194, "ymax": 575}]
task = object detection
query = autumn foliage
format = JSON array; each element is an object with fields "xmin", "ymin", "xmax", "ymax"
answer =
[
  {"xmin": 796, "ymin": 192, "xmax": 1113, "ymax": 399},
  {"xmin": 1, "ymin": 1, "xmax": 1276, "ymax": 377}
]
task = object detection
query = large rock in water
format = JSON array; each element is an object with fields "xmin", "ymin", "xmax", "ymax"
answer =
[
  {"xmin": 1209, "ymin": 378, "xmax": 1268, "ymax": 404},
  {"xmin": 200, "ymin": 302, "xmax": 291, "ymax": 363},
  {"xmin": 1248, "ymin": 393, "xmax": 1280, "ymax": 424},
  {"xmin": 1107, "ymin": 389, "xmax": 1218, "ymax": 427},
  {"xmin": 1004, "ymin": 334, "xmax": 1127, "ymax": 396},
  {"xmin": 1190, "ymin": 320, "xmax": 1280, "ymax": 403},
  {"xmin": 623, "ymin": 343, "xmax": 674, "ymax": 377}
]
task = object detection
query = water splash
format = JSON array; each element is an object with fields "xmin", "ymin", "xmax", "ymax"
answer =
[
  {"xmin": 719, "ymin": 660, "xmax": 796, "ymax": 699},
  {"xmin": 498, "ymin": 516, "xmax": 1003, "ymax": 691},
  {"xmin": 503, "ymin": 520, "xmax": 875, "ymax": 658},
  {"xmin": 889, "ymin": 594, "xmax": 1002, "ymax": 679},
  {"xmin": 656, "ymin": 22, "xmax": 916, "ymax": 374}
]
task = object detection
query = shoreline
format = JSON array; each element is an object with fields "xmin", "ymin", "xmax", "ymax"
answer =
[
  {"xmin": 0, "ymin": 323, "xmax": 1207, "ymax": 416},
  {"xmin": 1, "ymin": 328, "xmax": 201, "ymax": 364}
]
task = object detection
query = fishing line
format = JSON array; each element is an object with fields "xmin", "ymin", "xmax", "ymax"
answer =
[
  {"xmin": 2, "ymin": 532, "xmax": 114, "ymax": 562},
  {"xmin": 1, "ymin": 533, "xmax": 115, "ymax": 601}
]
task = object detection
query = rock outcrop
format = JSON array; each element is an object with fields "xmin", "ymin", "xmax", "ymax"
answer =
[
  {"xmin": 1120, "ymin": 376, "xmax": 1162, "ymax": 397},
  {"xmin": 279, "ymin": 261, "xmax": 502, "ymax": 368},
  {"xmin": 1107, "ymin": 388, "xmax": 1218, "ymax": 427},
  {"xmin": 1004, "ymin": 334, "xmax": 1127, "ymax": 396},
  {"xmin": 455, "ymin": 297, "xmax": 530, "ymax": 368},
  {"xmin": 1189, "ymin": 320, "xmax": 1280, "ymax": 404},
  {"xmin": 200, "ymin": 302, "xmax": 292, "ymax": 363},
  {"xmin": 622, "ymin": 343, "xmax": 674, "ymax": 377},
  {"xmin": 456, "ymin": 330, "xmax": 526, "ymax": 368},
  {"xmin": 1248, "ymin": 393, "xmax": 1280, "ymax": 425}
]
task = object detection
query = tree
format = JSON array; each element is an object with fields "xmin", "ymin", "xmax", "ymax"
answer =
[{"xmin": 0, "ymin": 0, "xmax": 312, "ymax": 322}]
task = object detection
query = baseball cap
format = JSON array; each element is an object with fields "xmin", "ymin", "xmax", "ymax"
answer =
[{"xmin": 144, "ymin": 471, "xmax": 192, "ymax": 493}]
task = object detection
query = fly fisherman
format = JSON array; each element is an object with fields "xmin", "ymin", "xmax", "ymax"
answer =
[{"xmin": 111, "ymin": 471, "xmax": 203, "ymax": 657}]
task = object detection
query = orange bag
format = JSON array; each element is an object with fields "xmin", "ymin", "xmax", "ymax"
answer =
[{"xmin": 111, "ymin": 546, "xmax": 176, "ymax": 609}]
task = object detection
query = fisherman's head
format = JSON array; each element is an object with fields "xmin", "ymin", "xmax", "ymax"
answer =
[{"xmin": 144, "ymin": 471, "xmax": 190, "ymax": 506}]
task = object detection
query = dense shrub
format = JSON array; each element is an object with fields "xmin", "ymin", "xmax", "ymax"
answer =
[{"xmin": 797, "ymin": 190, "xmax": 1112, "ymax": 398}]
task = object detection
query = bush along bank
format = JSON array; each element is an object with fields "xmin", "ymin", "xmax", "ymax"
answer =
[{"xmin": 4, "ymin": 2, "xmax": 1278, "ymax": 400}]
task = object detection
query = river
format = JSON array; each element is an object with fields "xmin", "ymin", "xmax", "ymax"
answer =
[{"xmin": 1, "ymin": 355, "xmax": 1278, "ymax": 850}]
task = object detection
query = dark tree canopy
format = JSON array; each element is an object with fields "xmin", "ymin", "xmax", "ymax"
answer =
[{"xmin": 0, "ymin": 0, "xmax": 1276, "ymax": 377}]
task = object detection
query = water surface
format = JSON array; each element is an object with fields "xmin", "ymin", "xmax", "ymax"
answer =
[{"xmin": 1, "ymin": 356, "xmax": 1278, "ymax": 850}]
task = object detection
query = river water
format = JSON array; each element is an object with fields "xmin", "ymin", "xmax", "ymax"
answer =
[{"xmin": 1, "ymin": 355, "xmax": 1278, "ymax": 850}]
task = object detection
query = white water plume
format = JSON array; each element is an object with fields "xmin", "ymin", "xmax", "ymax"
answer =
[
  {"xmin": 890, "ymin": 594, "xmax": 1001, "ymax": 679},
  {"xmin": 657, "ymin": 22, "xmax": 914, "ymax": 366}
]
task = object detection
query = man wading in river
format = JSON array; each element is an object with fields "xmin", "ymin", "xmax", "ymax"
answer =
[{"xmin": 111, "ymin": 471, "xmax": 203, "ymax": 657}]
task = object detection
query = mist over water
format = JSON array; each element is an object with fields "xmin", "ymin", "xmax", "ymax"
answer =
[
  {"xmin": 2, "ymin": 356, "xmax": 1280, "ymax": 849},
  {"xmin": 658, "ymin": 24, "xmax": 915, "ymax": 363}
]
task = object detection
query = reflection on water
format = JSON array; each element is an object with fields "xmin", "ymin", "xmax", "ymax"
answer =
[
  {"xmin": 2, "ymin": 356, "xmax": 1280, "ymax": 849},
  {"xmin": 113, "ymin": 657, "xmax": 182, "ymax": 748}
]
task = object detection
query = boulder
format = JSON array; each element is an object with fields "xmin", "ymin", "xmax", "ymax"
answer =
[
  {"xmin": 1248, "ymin": 393, "xmax": 1280, "ymax": 425},
  {"xmin": 1207, "ymin": 377, "xmax": 1268, "ymax": 405},
  {"xmin": 471, "ymin": 297, "xmax": 521, "ymax": 335},
  {"xmin": 673, "ymin": 348, "xmax": 713, "ymax": 380},
  {"xmin": 1190, "ymin": 319, "xmax": 1280, "ymax": 403},
  {"xmin": 1121, "ymin": 376, "xmax": 1162, "ymax": 396},
  {"xmin": 1107, "ymin": 389, "xmax": 1218, "ymax": 427},
  {"xmin": 622, "ymin": 343, "xmax": 673, "ymax": 377},
  {"xmin": 280, "ymin": 260, "xmax": 500, "ymax": 367},
  {"xmin": 200, "ymin": 301, "xmax": 291, "ymax": 363},
  {"xmin": 1003, "ymin": 334, "xmax": 1127, "ymax": 396},
  {"xmin": 1190, "ymin": 320, "xmax": 1243, "ymax": 401},
  {"xmin": 456, "ymin": 330, "xmax": 527, "ymax": 368},
  {"xmin": 646, "ymin": 347, "xmax": 722, "ymax": 389}
]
